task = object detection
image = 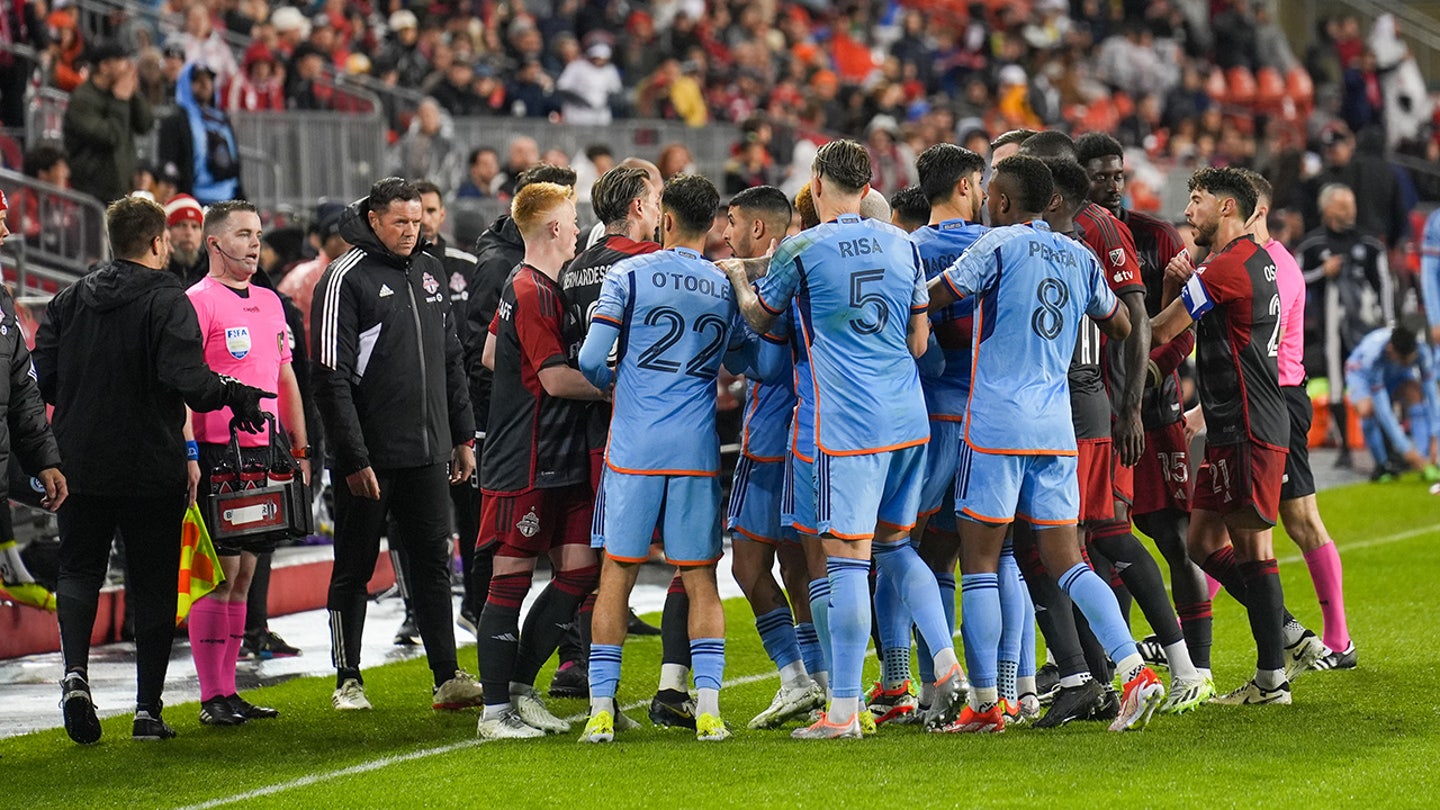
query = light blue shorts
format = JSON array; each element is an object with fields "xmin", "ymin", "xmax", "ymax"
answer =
[
  {"xmin": 920, "ymin": 419, "xmax": 963, "ymax": 520},
  {"xmin": 727, "ymin": 455, "xmax": 792, "ymax": 544},
  {"xmin": 954, "ymin": 442, "xmax": 1079, "ymax": 527},
  {"xmin": 814, "ymin": 444, "xmax": 927, "ymax": 540},
  {"xmin": 595, "ymin": 471, "xmax": 722, "ymax": 565}
]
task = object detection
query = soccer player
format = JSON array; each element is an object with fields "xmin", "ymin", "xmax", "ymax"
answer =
[
  {"xmin": 928, "ymin": 155, "xmax": 1165, "ymax": 734},
  {"xmin": 1076, "ymin": 133, "xmax": 1213, "ymax": 673},
  {"xmin": 727, "ymin": 139, "xmax": 965, "ymax": 740},
  {"xmin": 889, "ymin": 143, "xmax": 988, "ymax": 724},
  {"xmin": 185, "ymin": 200, "xmax": 302, "ymax": 727},
  {"xmin": 1151, "ymin": 168, "xmax": 1296, "ymax": 704},
  {"xmin": 578, "ymin": 174, "xmax": 747, "ymax": 743},
  {"xmin": 889, "ymin": 185, "xmax": 930, "ymax": 233},
  {"xmin": 1422, "ymin": 207, "xmax": 1440, "ymax": 346},
  {"xmin": 1344, "ymin": 325, "xmax": 1440, "ymax": 478},
  {"xmin": 719, "ymin": 185, "xmax": 827, "ymax": 730},
  {"xmin": 1242, "ymin": 171, "xmax": 1356, "ymax": 669},
  {"xmin": 475, "ymin": 182, "xmax": 607, "ymax": 740}
]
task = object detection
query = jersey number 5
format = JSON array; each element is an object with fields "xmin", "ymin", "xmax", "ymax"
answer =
[
  {"xmin": 848, "ymin": 269, "xmax": 891, "ymax": 335},
  {"xmin": 636, "ymin": 307, "xmax": 728, "ymax": 378}
]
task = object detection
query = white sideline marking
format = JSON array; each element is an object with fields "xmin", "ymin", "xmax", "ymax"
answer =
[
  {"xmin": 175, "ymin": 671, "xmax": 783, "ymax": 810},
  {"xmin": 1275, "ymin": 521, "xmax": 1440, "ymax": 565}
]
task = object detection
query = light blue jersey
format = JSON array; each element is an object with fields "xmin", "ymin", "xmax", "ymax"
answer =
[
  {"xmin": 911, "ymin": 218, "xmax": 988, "ymax": 418},
  {"xmin": 738, "ymin": 315, "xmax": 797, "ymax": 463},
  {"xmin": 1422, "ymin": 209, "xmax": 1440, "ymax": 335},
  {"xmin": 755, "ymin": 214, "xmax": 930, "ymax": 455},
  {"xmin": 940, "ymin": 219, "xmax": 1119, "ymax": 455},
  {"xmin": 581, "ymin": 247, "xmax": 745, "ymax": 475}
]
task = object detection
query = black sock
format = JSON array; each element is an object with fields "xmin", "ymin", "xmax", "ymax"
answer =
[
  {"xmin": 477, "ymin": 570, "xmax": 530, "ymax": 701},
  {"xmin": 1091, "ymin": 530, "xmax": 1185, "ymax": 647},
  {"xmin": 470, "ymin": 545, "xmax": 495, "ymax": 615},
  {"xmin": 661, "ymin": 575, "xmax": 691, "ymax": 672},
  {"xmin": 1025, "ymin": 572, "xmax": 1088, "ymax": 678},
  {"xmin": 1241, "ymin": 559, "xmax": 1287, "ymax": 673},
  {"xmin": 246, "ymin": 552, "xmax": 272, "ymax": 638},
  {"xmin": 1074, "ymin": 607, "xmax": 1113, "ymax": 682},
  {"xmin": 1177, "ymin": 601, "xmax": 1214, "ymax": 670},
  {"xmin": 514, "ymin": 571, "xmax": 593, "ymax": 686}
]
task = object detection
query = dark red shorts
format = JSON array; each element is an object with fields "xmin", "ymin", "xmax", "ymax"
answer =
[
  {"xmin": 1191, "ymin": 442, "xmax": 1287, "ymax": 526},
  {"xmin": 589, "ymin": 448, "xmax": 606, "ymax": 494},
  {"xmin": 478, "ymin": 483, "xmax": 594, "ymax": 555},
  {"xmin": 1133, "ymin": 421, "xmax": 1192, "ymax": 516},
  {"xmin": 1077, "ymin": 437, "xmax": 1115, "ymax": 524},
  {"xmin": 1110, "ymin": 445, "xmax": 1134, "ymax": 507}
]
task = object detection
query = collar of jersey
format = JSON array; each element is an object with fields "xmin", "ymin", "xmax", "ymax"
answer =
[
  {"xmin": 937, "ymin": 218, "xmax": 971, "ymax": 230},
  {"xmin": 1026, "ymin": 219, "xmax": 1052, "ymax": 232},
  {"xmin": 834, "ymin": 213, "xmax": 862, "ymax": 224},
  {"xmin": 671, "ymin": 246, "xmax": 703, "ymax": 261}
]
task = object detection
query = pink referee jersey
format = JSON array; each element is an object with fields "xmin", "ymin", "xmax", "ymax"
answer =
[
  {"xmin": 187, "ymin": 276, "xmax": 291, "ymax": 446},
  {"xmin": 1265, "ymin": 238, "xmax": 1306, "ymax": 387}
]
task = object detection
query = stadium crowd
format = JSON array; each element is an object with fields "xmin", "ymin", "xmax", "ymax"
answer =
[{"xmin": 0, "ymin": 0, "xmax": 1437, "ymax": 746}]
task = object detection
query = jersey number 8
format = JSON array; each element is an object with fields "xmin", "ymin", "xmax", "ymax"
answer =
[{"xmin": 1031, "ymin": 277, "xmax": 1069, "ymax": 340}]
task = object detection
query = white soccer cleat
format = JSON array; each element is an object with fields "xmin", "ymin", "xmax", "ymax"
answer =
[
  {"xmin": 749, "ymin": 681, "xmax": 826, "ymax": 729},
  {"xmin": 512, "ymin": 686, "xmax": 571, "ymax": 733},
  {"xmin": 477, "ymin": 708, "xmax": 546, "ymax": 740},
  {"xmin": 332, "ymin": 678, "xmax": 372, "ymax": 711},
  {"xmin": 1283, "ymin": 630, "xmax": 1328, "ymax": 684},
  {"xmin": 432, "ymin": 670, "xmax": 485, "ymax": 710},
  {"xmin": 1209, "ymin": 679, "xmax": 1292, "ymax": 706}
]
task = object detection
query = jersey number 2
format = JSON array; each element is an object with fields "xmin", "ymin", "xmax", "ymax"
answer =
[{"xmin": 636, "ymin": 307, "xmax": 728, "ymax": 378}]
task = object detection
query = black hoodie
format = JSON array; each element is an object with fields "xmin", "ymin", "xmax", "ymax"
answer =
[
  {"xmin": 466, "ymin": 214, "xmax": 525, "ymax": 435},
  {"xmin": 0, "ymin": 285, "xmax": 61, "ymax": 499},
  {"xmin": 33, "ymin": 260, "xmax": 234, "ymax": 497},
  {"xmin": 310, "ymin": 199, "xmax": 473, "ymax": 477}
]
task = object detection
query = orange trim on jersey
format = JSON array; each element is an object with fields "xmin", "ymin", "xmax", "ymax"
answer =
[
  {"xmin": 1095, "ymin": 298, "xmax": 1119, "ymax": 321},
  {"xmin": 732, "ymin": 526, "xmax": 781, "ymax": 546},
  {"xmin": 941, "ymin": 272, "xmax": 965, "ymax": 302},
  {"xmin": 1015, "ymin": 511, "xmax": 1079, "ymax": 527},
  {"xmin": 741, "ymin": 450, "xmax": 786, "ymax": 464},
  {"xmin": 592, "ymin": 313, "xmax": 623, "ymax": 327},
  {"xmin": 910, "ymin": 303, "xmax": 928, "ymax": 312},
  {"xmin": 960, "ymin": 506, "xmax": 1013, "ymax": 525},
  {"xmin": 876, "ymin": 518, "xmax": 916, "ymax": 532},
  {"xmin": 605, "ymin": 459, "xmax": 719, "ymax": 477},
  {"xmin": 671, "ymin": 555, "xmax": 725, "ymax": 567},
  {"xmin": 817, "ymin": 435, "xmax": 929, "ymax": 457},
  {"xmin": 605, "ymin": 551, "xmax": 651, "ymax": 564},
  {"xmin": 824, "ymin": 528, "xmax": 875, "ymax": 541},
  {"xmin": 964, "ymin": 437, "xmax": 1079, "ymax": 457},
  {"xmin": 930, "ymin": 414, "xmax": 966, "ymax": 423},
  {"xmin": 917, "ymin": 506, "xmax": 942, "ymax": 518},
  {"xmin": 790, "ymin": 521, "xmax": 818, "ymax": 536},
  {"xmin": 756, "ymin": 286, "xmax": 785, "ymax": 315}
]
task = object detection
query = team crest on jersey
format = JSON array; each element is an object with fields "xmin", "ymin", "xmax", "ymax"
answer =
[
  {"xmin": 516, "ymin": 508, "xmax": 540, "ymax": 538},
  {"xmin": 1108, "ymin": 248, "xmax": 1126, "ymax": 267},
  {"xmin": 450, "ymin": 272, "xmax": 467, "ymax": 293},
  {"xmin": 225, "ymin": 327, "xmax": 251, "ymax": 359},
  {"xmin": 422, "ymin": 272, "xmax": 440, "ymax": 295}
]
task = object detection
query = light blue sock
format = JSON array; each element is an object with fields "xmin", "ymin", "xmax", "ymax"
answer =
[
  {"xmin": 589, "ymin": 643, "xmax": 623, "ymax": 701},
  {"xmin": 1018, "ymin": 582, "xmax": 1037, "ymax": 679},
  {"xmin": 690, "ymin": 638, "xmax": 726, "ymax": 692},
  {"xmin": 755, "ymin": 607, "xmax": 803, "ymax": 670},
  {"xmin": 825, "ymin": 557, "xmax": 872, "ymax": 700},
  {"xmin": 796, "ymin": 622, "xmax": 824, "ymax": 678},
  {"xmin": 1362, "ymin": 416, "xmax": 1389, "ymax": 467},
  {"xmin": 874, "ymin": 541, "xmax": 953, "ymax": 663},
  {"xmin": 960, "ymin": 573, "xmax": 1001, "ymax": 690},
  {"xmin": 998, "ymin": 544, "xmax": 1025, "ymax": 702},
  {"xmin": 917, "ymin": 570, "xmax": 956, "ymax": 684},
  {"xmin": 874, "ymin": 563, "xmax": 912, "ymax": 687},
  {"xmin": 1408, "ymin": 404, "xmax": 1432, "ymax": 458},
  {"xmin": 807, "ymin": 578, "xmax": 833, "ymax": 674},
  {"xmin": 1057, "ymin": 563, "xmax": 1140, "ymax": 665}
]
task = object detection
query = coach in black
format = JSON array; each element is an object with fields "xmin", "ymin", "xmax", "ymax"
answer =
[
  {"xmin": 311, "ymin": 177, "xmax": 483, "ymax": 712},
  {"xmin": 35, "ymin": 196, "xmax": 272, "ymax": 744}
]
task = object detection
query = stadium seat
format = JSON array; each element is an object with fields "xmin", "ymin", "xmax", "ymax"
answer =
[{"xmin": 1226, "ymin": 67, "xmax": 1257, "ymax": 108}]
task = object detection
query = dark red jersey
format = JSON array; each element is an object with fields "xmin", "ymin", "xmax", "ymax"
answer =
[{"xmin": 1119, "ymin": 207, "xmax": 1189, "ymax": 428}]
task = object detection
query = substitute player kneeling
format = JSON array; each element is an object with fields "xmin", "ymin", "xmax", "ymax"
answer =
[{"xmin": 577, "ymin": 175, "xmax": 752, "ymax": 744}]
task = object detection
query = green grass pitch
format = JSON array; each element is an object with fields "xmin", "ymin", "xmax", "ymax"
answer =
[{"xmin": 6, "ymin": 480, "xmax": 1440, "ymax": 808}]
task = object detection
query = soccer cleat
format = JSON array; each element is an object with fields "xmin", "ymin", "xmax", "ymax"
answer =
[
  {"xmin": 749, "ymin": 681, "xmax": 825, "ymax": 729},
  {"xmin": 60, "ymin": 672, "xmax": 102, "ymax": 745},
  {"xmin": 1137, "ymin": 635, "xmax": 1167, "ymax": 669},
  {"xmin": 1161, "ymin": 676, "xmax": 1215, "ymax": 715},
  {"xmin": 1000, "ymin": 699, "xmax": 1020, "ymax": 726},
  {"xmin": 512, "ymin": 686, "xmax": 570, "ymax": 733},
  {"xmin": 579, "ymin": 710, "xmax": 615, "ymax": 743},
  {"xmin": 228, "ymin": 694, "xmax": 279, "ymax": 719},
  {"xmin": 1210, "ymin": 679, "xmax": 1292, "ymax": 705},
  {"xmin": 332, "ymin": 678, "xmax": 372, "ymax": 711},
  {"xmin": 614, "ymin": 709, "xmax": 641, "ymax": 731},
  {"xmin": 1284, "ymin": 629, "xmax": 1328, "ymax": 683},
  {"xmin": 433, "ymin": 670, "xmax": 485, "ymax": 710},
  {"xmin": 1088, "ymin": 686, "xmax": 1120, "ymax": 721},
  {"xmin": 649, "ymin": 693, "xmax": 698, "ymax": 730},
  {"xmin": 0, "ymin": 580, "xmax": 56, "ymax": 611},
  {"xmin": 477, "ymin": 709, "xmax": 545, "ymax": 740},
  {"xmin": 791, "ymin": 711, "xmax": 862, "ymax": 740},
  {"xmin": 934, "ymin": 703, "xmax": 1005, "ymax": 734},
  {"xmin": 393, "ymin": 612, "xmax": 421, "ymax": 646},
  {"xmin": 1109, "ymin": 667, "xmax": 1166, "ymax": 731},
  {"xmin": 695, "ymin": 713, "xmax": 731, "ymax": 741},
  {"xmin": 1035, "ymin": 662, "xmax": 1060, "ymax": 704},
  {"xmin": 132, "ymin": 709, "xmax": 177, "ymax": 740},
  {"xmin": 199, "ymin": 697, "xmax": 247, "ymax": 726},
  {"xmin": 1312, "ymin": 641, "xmax": 1358, "ymax": 671},
  {"xmin": 627, "ymin": 608, "xmax": 663, "ymax": 636},
  {"xmin": 866, "ymin": 680, "xmax": 920, "ymax": 726},
  {"xmin": 1034, "ymin": 680, "xmax": 1103, "ymax": 729},
  {"xmin": 857, "ymin": 708, "xmax": 877, "ymax": 736},
  {"xmin": 548, "ymin": 660, "xmax": 589, "ymax": 698},
  {"xmin": 244, "ymin": 629, "xmax": 301, "ymax": 660},
  {"xmin": 923, "ymin": 663, "xmax": 968, "ymax": 730},
  {"xmin": 456, "ymin": 608, "xmax": 479, "ymax": 637},
  {"xmin": 1014, "ymin": 693, "xmax": 1042, "ymax": 726}
]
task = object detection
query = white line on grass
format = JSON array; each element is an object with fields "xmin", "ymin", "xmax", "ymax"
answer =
[
  {"xmin": 175, "ymin": 670, "xmax": 784, "ymax": 810},
  {"xmin": 1275, "ymin": 521, "xmax": 1440, "ymax": 565}
]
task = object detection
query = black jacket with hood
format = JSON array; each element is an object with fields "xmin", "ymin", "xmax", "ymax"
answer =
[
  {"xmin": 310, "ymin": 198, "xmax": 473, "ymax": 477},
  {"xmin": 0, "ymin": 285, "xmax": 62, "ymax": 498},
  {"xmin": 466, "ymin": 213, "xmax": 524, "ymax": 437},
  {"xmin": 33, "ymin": 260, "xmax": 235, "ymax": 497}
]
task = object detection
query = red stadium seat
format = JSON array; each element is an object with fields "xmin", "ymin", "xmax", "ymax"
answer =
[
  {"xmin": 1255, "ymin": 67, "xmax": 1286, "ymax": 111},
  {"xmin": 1226, "ymin": 67, "xmax": 1256, "ymax": 107},
  {"xmin": 1206, "ymin": 68, "xmax": 1229, "ymax": 105}
]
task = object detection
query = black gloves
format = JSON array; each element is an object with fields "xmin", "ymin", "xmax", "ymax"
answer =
[{"xmin": 220, "ymin": 375, "xmax": 277, "ymax": 434}]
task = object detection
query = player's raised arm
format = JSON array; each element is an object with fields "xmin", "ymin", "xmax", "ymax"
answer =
[{"xmin": 578, "ymin": 320, "xmax": 619, "ymax": 389}]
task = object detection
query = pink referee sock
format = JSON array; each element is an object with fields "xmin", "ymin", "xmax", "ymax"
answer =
[
  {"xmin": 1303, "ymin": 542, "xmax": 1350, "ymax": 651},
  {"xmin": 187, "ymin": 599, "xmax": 230, "ymax": 701},
  {"xmin": 223, "ymin": 600, "xmax": 248, "ymax": 696},
  {"xmin": 1207, "ymin": 574, "xmax": 1222, "ymax": 601}
]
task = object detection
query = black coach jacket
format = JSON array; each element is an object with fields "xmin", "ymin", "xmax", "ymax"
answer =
[
  {"xmin": 310, "ymin": 199, "xmax": 473, "ymax": 477},
  {"xmin": 0, "ymin": 286, "xmax": 61, "ymax": 499}
]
